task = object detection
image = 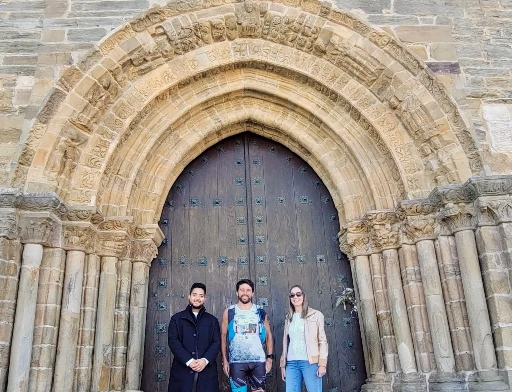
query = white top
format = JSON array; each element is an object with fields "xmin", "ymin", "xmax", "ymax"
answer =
[{"xmin": 287, "ymin": 313, "xmax": 308, "ymax": 361}]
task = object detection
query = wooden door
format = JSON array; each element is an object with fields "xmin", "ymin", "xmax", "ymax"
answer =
[{"xmin": 142, "ymin": 133, "xmax": 366, "ymax": 392}]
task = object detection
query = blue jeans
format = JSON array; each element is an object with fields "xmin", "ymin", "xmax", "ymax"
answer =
[{"xmin": 285, "ymin": 360, "xmax": 322, "ymax": 392}]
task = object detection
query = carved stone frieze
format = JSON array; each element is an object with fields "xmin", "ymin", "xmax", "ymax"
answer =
[
  {"xmin": 130, "ymin": 240, "xmax": 158, "ymax": 264},
  {"xmin": 98, "ymin": 219, "xmax": 134, "ymax": 232},
  {"xmin": 62, "ymin": 223, "xmax": 96, "ymax": 253},
  {"xmin": 468, "ymin": 175, "xmax": 512, "ymax": 197},
  {"xmin": 438, "ymin": 203, "xmax": 476, "ymax": 234},
  {"xmin": 428, "ymin": 183, "xmax": 476, "ymax": 206},
  {"xmin": 364, "ymin": 211, "xmax": 400, "ymax": 250},
  {"xmin": 0, "ymin": 189, "xmax": 20, "ymax": 208},
  {"xmin": 66, "ymin": 207, "xmax": 104, "ymax": 224},
  {"xmin": 0, "ymin": 210, "xmax": 19, "ymax": 239}
]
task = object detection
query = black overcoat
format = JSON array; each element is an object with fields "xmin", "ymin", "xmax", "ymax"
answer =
[{"xmin": 168, "ymin": 305, "xmax": 221, "ymax": 392}]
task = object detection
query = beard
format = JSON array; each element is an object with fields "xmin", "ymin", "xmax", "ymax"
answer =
[
  {"xmin": 238, "ymin": 295, "xmax": 252, "ymax": 304},
  {"xmin": 190, "ymin": 301, "xmax": 203, "ymax": 310}
]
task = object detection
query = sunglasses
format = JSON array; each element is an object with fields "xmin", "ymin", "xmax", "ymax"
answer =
[{"xmin": 289, "ymin": 292, "xmax": 303, "ymax": 298}]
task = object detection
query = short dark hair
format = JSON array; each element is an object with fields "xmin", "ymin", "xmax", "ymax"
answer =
[
  {"xmin": 236, "ymin": 279, "xmax": 254, "ymax": 292},
  {"xmin": 190, "ymin": 282, "xmax": 206, "ymax": 294}
]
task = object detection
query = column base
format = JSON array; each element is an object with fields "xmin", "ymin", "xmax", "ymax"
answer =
[
  {"xmin": 428, "ymin": 372, "xmax": 466, "ymax": 391},
  {"xmin": 394, "ymin": 373, "xmax": 427, "ymax": 392},
  {"xmin": 468, "ymin": 370, "xmax": 510, "ymax": 391},
  {"xmin": 362, "ymin": 373, "xmax": 392, "ymax": 391}
]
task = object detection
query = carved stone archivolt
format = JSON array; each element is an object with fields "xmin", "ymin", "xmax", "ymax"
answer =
[{"xmin": 11, "ymin": 0, "xmax": 480, "ymax": 227}]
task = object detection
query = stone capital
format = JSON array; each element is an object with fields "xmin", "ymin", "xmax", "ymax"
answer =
[
  {"xmin": 397, "ymin": 200, "xmax": 439, "ymax": 244},
  {"xmin": 0, "ymin": 209, "xmax": 20, "ymax": 239},
  {"xmin": 140, "ymin": 223, "xmax": 165, "ymax": 247},
  {"xmin": 339, "ymin": 220, "xmax": 370, "ymax": 257},
  {"xmin": 97, "ymin": 231, "xmax": 130, "ymax": 257},
  {"xmin": 19, "ymin": 212, "xmax": 61, "ymax": 246},
  {"xmin": 476, "ymin": 196, "xmax": 512, "ymax": 226},
  {"xmin": 130, "ymin": 239, "xmax": 158, "ymax": 264},
  {"xmin": 62, "ymin": 222, "xmax": 97, "ymax": 253},
  {"xmin": 364, "ymin": 211, "xmax": 400, "ymax": 250},
  {"xmin": 438, "ymin": 203, "xmax": 476, "ymax": 234},
  {"xmin": 401, "ymin": 215, "xmax": 437, "ymax": 244}
]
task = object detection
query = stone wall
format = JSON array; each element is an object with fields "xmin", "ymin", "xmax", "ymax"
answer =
[{"xmin": 1, "ymin": 0, "xmax": 511, "ymax": 188}]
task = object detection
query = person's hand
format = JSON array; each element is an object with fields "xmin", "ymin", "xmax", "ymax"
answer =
[
  {"xmin": 223, "ymin": 361, "xmax": 230, "ymax": 377},
  {"xmin": 265, "ymin": 358, "xmax": 272, "ymax": 374},
  {"xmin": 317, "ymin": 365, "xmax": 326, "ymax": 377},
  {"xmin": 190, "ymin": 359, "xmax": 207, "ymax": 372},
  {"xmin": 281, "ymin": 367, "xmax": 286, "ymax": 381}
]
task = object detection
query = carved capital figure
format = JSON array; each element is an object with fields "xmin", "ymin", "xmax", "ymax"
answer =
[
  {"xmin": 0, "ymin": 210, "xmax": 19, "ymax": 239},
  {"xmin": 438, "ymin": 203, "xmax": 476, "ymax": 234},
  {"xmin": 130, "ymin": 240, "xmax": 158, "ymax": 264},
  {"xmin": 339, "ymin": 220, "xmax": 370, "ymax": 257},
  {"xmin": 63, "ymin": 223, "xmax": 96, "ymax": 253},
  {"xmin": 365, "ymin": 211, "xmax": 400, "ymax": 250},
  {"xmin": 398, "ymin": 200, "xmax": 439, "ymax": 243},
  {"xmin": 476, "ymin": 197, "xmax": 512, "ymax": 225},
  {"xmin": 20, "ymin": 216, "xmax": 59, "ymax": 245},
  {"xmin": 97, "ymin": 232, "xmax": 130, "ymax": 257}
]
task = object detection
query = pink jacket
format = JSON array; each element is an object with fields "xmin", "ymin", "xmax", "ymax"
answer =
[{"xmin": 280, "ymin": 307, "xmax": 328, "ymax": 368}]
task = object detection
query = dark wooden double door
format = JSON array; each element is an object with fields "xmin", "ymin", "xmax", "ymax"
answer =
[{"xmin": 142, "ymin": 133, "xmax": 366, "ymax": 392}]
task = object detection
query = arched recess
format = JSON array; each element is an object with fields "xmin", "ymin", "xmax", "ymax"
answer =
[{"xmin": 12, "ymin": 0, "xmax": 482, "ymax": 225}]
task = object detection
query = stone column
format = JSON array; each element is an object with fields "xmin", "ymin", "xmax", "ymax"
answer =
[
  {"xmin": 29, "ymin": 247, "xmax": 66, "ymax": 392},
  {"xmin": 110, "ymin": 258, "xmax": 132, "ymax": 391},
  {"xmin": 435, "ymin": 235, "xmax": 474, "ymax": 372},
  {"xmin": 400, "ymin": 200, "xmax": 464, "ymax": 389},
  {"xmin": 416, "ymin": 239, "xmax": 454, "ymax": 372},
  {"xmin": 74, "ymin": 254, "xmax": 101, "ymax": 392},
  {"xmin": 91, "ymin": 221, "xmax": 130, "ymax": 392},
  {"xmin": 0, "ymin": 210, "xmax": 22, "ymax": 392},
  {"xmin": 52, "ymin": 222, "xmax": 96, "ymax": 391},
  {"xmin": 370, "ymin": 252, "xmax": 399, "ymax": 374},
  {"xmin": 382, "ymin": 248, "xmax": 417, "ymax": 374},
  {"xmin": 398, "ymin": 244, "xmax": 435, "ymax": 373},
  {"xmin": 440, "ymin": 203, "xmax": 505, "ymax": 390},
  {"xmin": 52, "ymin": 250, "xmax": 86, "ymax": 390},
  {"xmin": 7, "ymin": 214, "xmax": 58, "ymax": 392},
  {"xmin": 340, "ymin": 223, "xmax": 390, "ymax": 391},
  {"xmin": 91, "ymin": 255, "xmax": 118, "ymax": 392},
  {"xmin": 368, "ymin": 212, "xmax": 417, "ymax": 375},
  {"xmin": 475, "ymin": 197, "xmax": 512, "ymax": 381},
  {"xmin": 126, "ymin": 239, "xmax": 157, "ymax": 392}
]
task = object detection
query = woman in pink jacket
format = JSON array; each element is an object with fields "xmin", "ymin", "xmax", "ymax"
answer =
[{"xmin": 280, "ymin": 285, "xmax": 328, "ymax": 392}]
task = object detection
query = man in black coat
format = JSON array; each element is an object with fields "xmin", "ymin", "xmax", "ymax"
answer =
[{"xmin": 168, "ymin": 283, "xmax": 221, "ymax": 392}]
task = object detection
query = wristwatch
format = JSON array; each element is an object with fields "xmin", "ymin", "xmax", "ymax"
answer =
[{"xmin": 266, "ymin": 354, "xmax": 275, "ymax": 360}]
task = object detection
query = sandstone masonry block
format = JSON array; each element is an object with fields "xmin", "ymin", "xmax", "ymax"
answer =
[{"xmin": 395, "ymin": 25, "xmax": 454, "ymax": 43}]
